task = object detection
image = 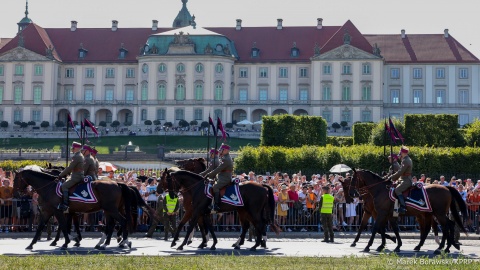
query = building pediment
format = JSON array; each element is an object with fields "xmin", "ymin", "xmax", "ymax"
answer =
[
  {"xmin": 0, "ymin": 46, "xmax": 52, "ymax": 62},
  {"xmin": 311, "ymin": 45, "xmax": 381, "ymax": 61}
]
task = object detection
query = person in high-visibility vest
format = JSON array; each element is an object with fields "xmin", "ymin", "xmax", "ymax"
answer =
[
  {"xmin": 162, "ymin": 190, "xmax": 179, "ymax": 241},
  {"xmin": 319, "ymin": 185, "xmax": 335, "ymax": 243}
]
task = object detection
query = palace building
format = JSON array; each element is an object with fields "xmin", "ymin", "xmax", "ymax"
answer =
[{"xmin": 0, "ymin": 0, "xmax": 478, "ymax": 130}]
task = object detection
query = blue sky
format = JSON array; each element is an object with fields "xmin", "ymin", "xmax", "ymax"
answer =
[{"xmin": 1, "ymin": 0, "xmax": 479, "ymax": 58}]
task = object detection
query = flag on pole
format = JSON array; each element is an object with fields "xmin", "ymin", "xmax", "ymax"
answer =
[
  {"xmin": 217, "ymin": 117, "xmax": 227, "ymax": 141},
  {"xmin": 209, "ymin": 116, "xmax": 217, "ymax": 137},
  {"xmin": 389, "ymin": 117, "xmax": 405, "ymax": 144},
  {"xmin": 84, "ymin": 118, "xmax": 99, "ymax": 137},
  {"xmin": 385, "ymin": 122, "xmax": 396, "ymax": 143},
  {"xmin": 68, "ymin": 114, "xmax": 81, "ymax": 139}
]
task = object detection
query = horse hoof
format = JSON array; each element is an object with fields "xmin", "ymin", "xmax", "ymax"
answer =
[
  {"xmin": 363, "ymin": 248, "xmax": 370, "ymax": 253},
  {"xmin": 375, "ymin": 246, "xmax": 384, "ymax": 252},
  {"xmin": 234, "ymin": 245, "xmax": 240, "ymax": 250},
  {"xmin": 392, "ymin": 238, "xmax": 397, "ymax": 244},
  {"xmin": 434, "ymin": 249, "xmax": 441, "ymax": 255},
  {"xmin": 98, "ymin": 246, "xmax": 106, "ymax": 251},
  {"xmin": 117, "ymin": 237, "xmax": 122, "ymax": 243},
  {"xmin": 453, "ymin": 243, "xmax": 460, "ymax": 250},
  {"xmin": 94, "ymin": 245, "xmax": 100, "ymax": 250},
  {"xmin": 187, "ymin": 240, "xmax": 192, "ymax": 245},
  {"xmin": 393, "ymin": 247, "xmax": 401, "ymax": 253},
  {"xmin": 26, "ymin": 245, "xmax": 33, "ymax": 250},
  {"xmin": 231, "ymin": 243, "xmax": 237, "ymax": 247},
  {"xmin": 50, "ymin": 242, "xmax": 57, "ymax": 247},
  {"xmin": 171, "ymin": 242, "xmax": 177, "ymax": 247},
  {"xmin": 73, "ymin": 243, "xmax": 80, "ymax": 247},
  {"xmin": 445, "ymin": 249, "xmax": 450, "ymax": 254},
  {"xmin": 250, "ymin": 247, "xmax": 257, "ymax": 252},
  {"xmin": 128, "ymin": 242, "xmax": 132, "ymax": 249},
  {"xmin": 177, "ymin": 246, "xmax": 184, "ymax": 251},
  {"xmin": 119, "ymin": 244, "xmax": 125, "ymax": 249},
  {"xmin": 350, "ymin": 243, "xmax": 356, "ymax": 247},
  {"xmin": 61, "ymin": 246, "xmax": 68, "ymax": 250},
  {"xmin": 413, "ymin": 246, "xmax": 421, "ymax": 251},
  {"xmin": 210, "ymin": 246, "xmax": 216, "ymax": 251}
]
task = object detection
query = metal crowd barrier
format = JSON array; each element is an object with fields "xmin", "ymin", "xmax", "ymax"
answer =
[{"xmin": 1, "ymin": 199, "xmax": 479, "ymax": 235}]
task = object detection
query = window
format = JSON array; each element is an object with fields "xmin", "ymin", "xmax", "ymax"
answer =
[
  {"xmin": 157, "ymin": 84, "xmax": 166, "ymax": 100},
  {"xmin": 459, "ymin": 114, "xmax": 469, "ymax": 127},
  {"xmin": 34, "ymin": 65, "xmax": 43, "ymax": 76},
  {"xmin": 291, "ymin": 48, "xmax": 299, "ymax": 57},
  {"xmin": 322, "ymin": 85, "xmax": 331, "ymax": 100},
  {"xmin": 362, "ymin": 110, "xmax": 371, "ymax": 122},
  {"xmin": 391, "ymin": 89, "xmax": 400, "ymax": 103},
  {"xmin": 141, "ymin": 109, "xmax": 147, "ymax": 121},
  {"xmin": 342, "ymin": 109, "xmax": 351, "ymax": 122},
  {"xmin": 119, "ymin": 50, "xmax": 126, "ymax": 59},
  {"xmin": 65, "ymin": 87, "xmax": 73, "ymax": 101},
  {"xmin": 125, "ymin": 87, "xmax": 134, "ymax": 101},
  {"xmin": 390, "ymin": 68, "xmax": 400, "ymax": 79},
  {"xmin": 215, "ymin": 84, "xmax": 223, "ymax": 100},
  {"xmin": 322, "ymin": 110, "xmax": 331, "ymax": 122},
  {"xmin": 436, "ymin": 68, "xmax": 445, "ymax": 79},
  {"xmin": 195, "ymin": 63, "xmax": 203, "ymax": 73},
  {"xmin": 214, "ymin": 109, "xmax": 222, "ymax": 120},
  {"xmin": 176, "ymin": 63, "xmax": 185, "ymax": 73},
  {"xmin": 142, "ymin": 64, "xmax": 148, "ymax": 74},
  {"xmin": 156, "ymin": 109, "xmax": 166, "ymax": 120},
  {"xmin": 0, "ymin": 85, "xmax": 3, "ymax": 104},
  {"xmin": 238, "ymin": 111, "xmax": 247, "ymax": 121},
  {"xmin": 259, "ymin": 88, "xmax": 268, "ymax": 101},
  {"xmin": 239, "ymin": 68, "xmax": 248, "ymax": 78},
  {"xmin": 158, "ymin": 63, "xmax": 167, "ymax": 73},
  {"xmin": 323, "ymin": 64, "xmax": 331, "ymax": 75},
  {"xmin": 239, "ymin": 89, "xmax": 248, "ymax": 101},
  {"xmin": 342, "ymin": 64, "xmax": 351, "ymax": 75},
  {"xmin": 106, "ymin": 68, "xmax": 115, "ymax": 78},
  {"xmin": 459, "ymin": 68, "xmax": 468, "ymax": 79},
  {"xmin": 215, "ymin": 63, "xmax": 223, "ymax": 73},
  {"xmin": 194, "ymin": 109, "xmax": 203, "ymax": 121},
  {"xmin": 32, "ymin": 110, "xmax": 41, "ymax": 122},
  {"xmin": 342, "ymin": 85, "xmax": 351, "ymax": 100},
  {"xmin": 436, "ymin": 89, "xmax": 445, "ymax": 104},
  {"xmin": 126, "ymin": 68, "xmax": 135, "ymax": 78},
  {"xmin": 65, "ymin": 68, "xmax": 74, "ymax": 78},
  {"xmin": 259, "ymin": 67, "xmax": 268, "ymax": 78},
  {"xmin": 105, "ymin": 86, "xmax": 114, "ymax": 101},
  {"xmin": 299, "ymin": 88, "xmax": 308, "ymax": 101},
  {"xmin": 176, "ymin": 84, "xmax": 185, "ymax": 100},
  {"xmin": 141, "ymin": 83, "xmax": 148, "ymax": 100},
  {"xmin": 15, "ymin": 65, "xmax": 24, "ymax": 75},
  {"xmin": 279, "ymin": 67, "xmax": 288, "ymax": 78},
  {"xmin": 413, "ymin": 68, "xmax": 422, "ymax": 79},
  {"xmin": 84, "ymin": 88, "xmax": 93, "ymax": 101},
  {"xmin": 106, "ymin": 112, "xmax": 112, "ymax": 123},
  {"xmin": 459, "ymin": 89, "xmax": 469, "ymax": 104},
  {"xmin": 86, "ymin": 68, "xmax": 95, "ymax": 78},
  {"xmin": 299, "ymin": 68, "xmax": 308, "ymax": 78},
  {"xmin": 33, "ymin": 86, "xmax": 42, "ymax": 105},
  {"xmin": 0, "ymin": 65, "xmax": 4, "ymax": 76},
  {"xmin": 14, "ymin": 85, "xmax": 23, "ymax": 104},
  {"xmin": 362, "ymin": 85, "xmax": 371, "ymax": 100},
  {"xmin": 175, "ymin": 109, "xmax": 184, "ymax": 120},
  {"xmin": 279, "ymin": 88, "xmax": 288, "ymax": 102},
  {"xmin": 194, "ymin": 84, "xmax": 203, "ymax": 100},
  {"xmin": 14, "ymin": 110, "xmax": 22, "ymax": 122},
  {"xmin": 362, "ymin": 63, "xmax": 371, "ymax": 75},
  {"xmin": 413, "ymin": 89, "xmax": 422, "ymax": 103},
  {"xmin": 251, "ymin": 48, "xmax": 259, "ymax": 58}
]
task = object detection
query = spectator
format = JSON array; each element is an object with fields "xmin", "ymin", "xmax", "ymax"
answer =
[
  {"xmin": 467, "ymin": 188, "xmax": 480, "ymax": 233},
  {"xmin": 277, "ymin": 185, "xmax": 290, "ymax": 231},
  {"xmin": 319, "ymin": 185, "xmax": 335, "ymax": 243},
  {"xmin": 334, "ymin": 188, "xmax": 347, "ymax": 229},
  {"xmin": 162, "ymin": 190, "xmax": 179, "ymax": 241},
  {"xmin": 287, "ymin": 182, "xmax": 299, "ymax": 232},
  {"xmin": 458, "ymin": 184, "xmax": 467, "ymax": 201},
  {"xmin": 305, "ymin": 185, "xmax": 318, "ymax": 231},
  {"xmin": 465, "ymin": 179, "xmax": 474, "ymax": 190},
  {"xmin": 439, "ymin": 176, "xmax": 449, "ymax": 186},
  {"xmin": 137, "ymin": 169, "xmax": 149, "ymax": 183},
  {"xmin": 345, "ymin": 195, "xmax": 359, "ymax": 231},
  {"xmin": 0, "ymin": 179, "xmax": 13, "ymax": 232}
]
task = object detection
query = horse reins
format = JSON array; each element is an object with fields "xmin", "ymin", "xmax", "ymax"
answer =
[
  {"xmin": 355, "ymin": 174, "xmax": 391, "ymax": 196},
  {"xmin": 17, "ymin": 173, "xmax": 56, "ymax": 194}
]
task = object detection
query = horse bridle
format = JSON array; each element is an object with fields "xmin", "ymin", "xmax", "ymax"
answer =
[
  {"xmin": 165, "ymin": 171, "xmax": 203, "ymax": 194},
  {"xmin": 16, "ymin": 171, "xmax": 56, "ymax": 196},
  {"xmin": 353, "ymin": 172, "xmax": 391, "ymax": 196}
]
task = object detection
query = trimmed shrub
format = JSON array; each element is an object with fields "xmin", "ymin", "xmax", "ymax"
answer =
[
  {"xmin": 261, "ymin": 115, "xmax": 327, "ymax": 147},
  {"xmin": 404, "ymin": 114, "xmax": 464, "ymax": 147},
  {"xmin": 327, "ymin": 136, "xmax": 353, "ymax": 146},
  {"xmin": 353, "ymin": 123, "xmax": 376, "ymax": 145}
]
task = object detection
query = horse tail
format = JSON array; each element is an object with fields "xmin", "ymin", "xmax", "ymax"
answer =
[
  {"xmin": 446, "ymin": 186, "xmax": 468, "ymax": 235},
  {"xmin": 118, "ymin": 183, "xmax": 134, "ymax": 234},
  {"xmin": 130, "ymin": 185, "xmax": 160, "ymax": 224},
  {"xmin": 263, "ymin": 184, "xmax": 281, "ymax": 235}
]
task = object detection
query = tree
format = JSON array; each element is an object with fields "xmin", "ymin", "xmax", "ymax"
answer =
[
  {"xmin": 28, "ymin": 121, "xmax": 36, "ymax": 126},
  {"xmin": 98, "ymin": 121, "xmax": 107, "ymax": 128},
  {"xmin": 200, "ymin": 121, "xmax": 209, "ymax": 129},
  {"xmin": 225, "ymin": 122, "xmax": 233, "ymax": 129},
  {"xmin": 189, "ymin": 120, "xmax": 198, "ymax": 126},
  {"xmin": 40, "ymin": 121, "xmax": 50, "ymax": 130},
  {"xmin": 332, "ymin": 122, "xmax": 341, "ymax": 132},
  {"xmin": 0, "ymin": 121, "xmax": 8, "ymax": 129},
  {"xmin": 178, "ymin": 119, "xmax": 189, "ymax": 128},
  {"xmin": 110, "ymin": 120, "xmax": 120, "ymax": 128},
  {"xmin": 340, "ymin": 121, "xmax": 348, "ymax": 130},
  {"xmin": 20, "ymin": 122, "xmax": 28, "ymax": 130},
  {"xmin": 164, "ymin": 122, "xmax": 173, "ymax": 128},
  {"xmin": 73, "ymin": 120, "xmax": 78, "ymax": 126},
  {"xmin": 55, "ymin": 120, "xmax": 65, "ymax": 128},
  {"xmin": 144, "ymin": 120, "xmax": 152, "ymax": 126},
  {"xmin": 124, "ymin": 121, "xmax": 132, "ymax": 127},
  {"xmin": 153, "ymin": 120, "xmax": 161, "ymax": 126},
  {"xmin": 14, "ymin": 121, "xmax": 21, "ymax": 126}
]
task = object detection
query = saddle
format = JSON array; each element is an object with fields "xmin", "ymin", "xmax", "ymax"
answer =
[
  {"xmin": 65, "ymin": 176, "xmax": 94, "ymax": 194},
  {"xmin": 392, "ymin": 182, "xmax": 423, "ymax": 198},
  {"xmin": 208, "ymin": 180, "xmax": 235, "ymax": 197}
]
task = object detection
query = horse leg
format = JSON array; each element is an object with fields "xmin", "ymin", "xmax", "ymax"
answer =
[
  {"xmin": 172, "ymin": 214, "xmax": 190, "ymax": 247},
  {"xmin": 352, "ymin": 212, "xmax": 370, "ymax": 247},
  {"xmin": 50, "ymin": 225, "xmax": 62, "ymax": 246},
  {"xmin": 389, "ymin": 216, "xmax": 402, "ymax": 253},
  {"xmin": 113, "ymin": 211, "xmax": 131, "ymax": 249},
  {"xmin": 72, "ymin": 214, "xmax": 82, "ymax": 247},
  {"xmin": 414, "ymin": 215, "xmax": 430, "ymax": 252},
  {"xmin": 54, "ymin": 210, "xmax": 71, "ymax": 250},
  {"xmin": 27, "ymin": 212, "xmax": 51, "ymax": 250},
  {"xmin": 203, "ymin": 214, "xmax": 217, "ymax": 250},
  {"xmin": 364, "ymin": 215, "xmax": 386, "ymax": 253},
  {"xmin": 434, "ymin": 215, "xmax": 449, "ymax": 254},
  {"xmin": 95, "ymin": 215, "xmax": 113, "ymax": 250},
  {"xmin": 177, "ymin": 215, "xmax": 200, "ymax": 251},
  {"xmin": 233, "ymin": 221, "xmax": 250, "ymax": 249},
  {"xmin": 375, "ymin": 225, "xmax": 387, "ymax": 252}
]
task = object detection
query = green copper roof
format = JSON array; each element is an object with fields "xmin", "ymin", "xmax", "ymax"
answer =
[{"xmin": 172, "ymin": 0, "xmax": 192, "ymax": 28}]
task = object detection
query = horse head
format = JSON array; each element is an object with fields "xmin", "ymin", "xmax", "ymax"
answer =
[
  {"xmin": 159, "ymin": 167, "xmax": 170, "ymax": 192},
  {"xmin": 12, "ymin": 170, "xmax": 28, "ymax": 199},
  {"xmin": 338, "ymin": 175, "xmax": 355, "ymax": 203},
  {"xmin": 351, "ymin": 169, "xmax": 385, "ymax": 196},
  {"xmin": 175, "ymin": 158, "xmax": 206, "ymax": 174}
]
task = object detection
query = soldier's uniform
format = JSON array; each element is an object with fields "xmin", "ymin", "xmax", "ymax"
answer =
[
  {"xmin": 207, "ymin": 144, "xmax": 233, "ymax": 211},
  {"xmin": 388, "ymin": 154, "xmax": 401, "ymax": 175},
  {"xmin": 145, "ymin": 192, "xmax": 164, "ymax": 238},
  {"xmin": 391, "ymin": 146, "xmax": 412, "ymax": 214},
  {"xmin": 91, "ymin": 148, "xmax": 100, "ymax": 180},
  {"xmin": 82, "ymin": 145, "xmax": 97, "ymax": 181},
  {"xmin": 58, "ymin": 142, "xmax": 85, "ymax": 211},
  {"xmin": 200, "ymin": 149, "xmax": 220, "ymax": 177}
]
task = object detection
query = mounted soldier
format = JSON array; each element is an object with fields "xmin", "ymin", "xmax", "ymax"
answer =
[
  {"xmin": 390, "ymin": 146, "xmax": 412, "ymax": 214},
  {"xmin": 387, "ymin": 153, "xmax": 400, "ymax": 176},
  {"xmin": 206, "ymin": 143, "xmax": 233, "ymax": 212},
  {"xmin": 57, "ymin": 142, "xmax": 85, "ymax": 211},
  {"xmin": 90, "ymin": 147, "xmax": 100, "ymax": 180},
  {"xmin": 199, "ymin": 149, "xmax": 219, "ymax": 177},
  {"xmin": 82, "ymin": 145, "xmax": 97, "ymax": 181}
]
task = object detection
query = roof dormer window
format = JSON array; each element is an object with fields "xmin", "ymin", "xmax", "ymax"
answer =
[
  {"xmin": 291, "ymin": 42, "xmax": 299, "ymax": 58},
  {"xmin": 119, "ymin": 43, "xmax": 128, "ymax": 59},
  {"xmin": 78, "ymin": 43, "xmax": 88, "ymax": 59},
  {"xmin": 215, "ymin": 44, "xmax": 223, "ymax": 52},
  {"xmin": 251, "ymin": 42, "xmax": 260, "ymax": 58}
]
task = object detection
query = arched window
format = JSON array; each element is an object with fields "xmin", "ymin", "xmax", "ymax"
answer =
[
  {"xmin": 195, "ymin": 84, "xmax": 203, "ymax": 100},
  {"xmin": 214, "ymin": 84, "xmax": 223, "ymax": 100},
  {"xmin": 141, "ymin": 82, "xmax": 148, "ymax": 100},
  {"xmin": 141, "ymin": 109, "xmax": 147, "ymax": 121},
  {"xmin": 157, "ymin": 83, "xmax": 166, "ymax": 100},
  {"xmin": 176, "ymin": 84, "xmax": 185, "ymax": 100}
]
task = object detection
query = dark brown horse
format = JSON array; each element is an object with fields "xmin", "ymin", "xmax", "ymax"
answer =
[
  {"xmin": 175, "ymin": 158, "xmax": 206, "ymax": 173},
  {"xmin": 350, "ymin": 169, "xmax": 467, "ymax": 254},
  {"xmin": 13, "ymin": 169, "xmax": 152, "ymax": 250},
  {"xmin": 164, "ymin": 169, "xmax": 280, "ymax": 251}
]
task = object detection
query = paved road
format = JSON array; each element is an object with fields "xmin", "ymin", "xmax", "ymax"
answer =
[{"xmin": 1, "ymin": 235, "xmax": 479, "ymax": 258}]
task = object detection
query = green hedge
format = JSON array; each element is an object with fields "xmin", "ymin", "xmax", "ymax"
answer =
[
  {"xmin": 353, "ymin": 123, "xmax": 376, "ymax": 145},
  {"xmin": 327, "ymin": 136, "xmax": 353, "ymax": 146},
  {"xmin": 370, "ymin": 118, "xmax": 405, "ymax": 146},
  {"xmin": 0, "ymin": 160, "xmax": 63, "ymax": 172},
  {"xmin": 404, "ymin": 114, "xmax": 465, "ymax": 147},
  {"xmin": 234, "ymin": 145, "xmax": 480, "ymax": 178},
  {"xmin": 464, "ymin": 119, "xmax": 480, "ymax": 147},
  {"xmin": 261, "ymin": 115, "xmax": 327, "ymax": 147}
]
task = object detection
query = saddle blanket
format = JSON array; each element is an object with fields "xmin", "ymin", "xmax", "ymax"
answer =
[
  {"xmin": 389, "ymin": 183, "xmax": 432, "ymax": 212},
  {"xmin": 56, "ymin": 182, "xmax": 98, "ymax": 203},
  {"xmin": 205, "ymin": 183, "xmax": 244, "ymax": 206}
]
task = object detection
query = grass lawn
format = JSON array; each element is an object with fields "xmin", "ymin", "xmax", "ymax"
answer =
[
  {"xmin": 0, "ymin": 254, "xmax": 477, "ymax": 270},
  {"xmin": 0, "ymin": 136, "xmax": 260, "ymax": 154}
]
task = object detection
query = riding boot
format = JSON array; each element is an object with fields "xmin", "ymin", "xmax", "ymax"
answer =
[
  {"xmin": 213, "ymin": 191, "xmax": 221, "ymax": 211},
  {"xmin": 397, "ymin": 194, "xmax": 407, "ymax": 214},
  {"xmin": 58, "ymin": 191, "xmax": 69, "ymax": 212}
]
